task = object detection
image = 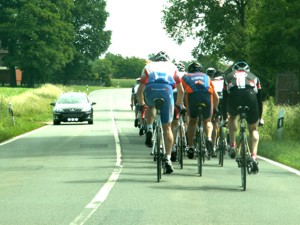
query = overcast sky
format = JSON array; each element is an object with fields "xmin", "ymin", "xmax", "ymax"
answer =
[{"xmin": 104, "ymin": 0, "xmax": 198, "ymax": 62}]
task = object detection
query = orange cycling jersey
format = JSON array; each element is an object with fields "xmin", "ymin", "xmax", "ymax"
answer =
[{"xmin": 182, "ymin": 72, "xmax": 215, "ymax": 94}]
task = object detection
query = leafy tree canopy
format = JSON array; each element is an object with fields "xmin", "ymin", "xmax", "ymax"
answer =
[{"xmin": 162, "ymin": 0, "xmax": 251, "ymax": 61}]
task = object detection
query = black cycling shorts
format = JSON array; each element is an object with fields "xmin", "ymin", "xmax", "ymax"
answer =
[
  {"xmin": 186, "ymin": 91, "xmax": 212, "ymax": 120},
  {"xmin": 227, "ymin": 89, "xmax": 259, "ymax": 124}
]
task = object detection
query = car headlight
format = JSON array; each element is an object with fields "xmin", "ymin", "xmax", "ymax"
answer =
[
  {"xmin": 54, "ymin": 107, "xmax": 64, "ymax": 112},
  {"xmin": 81, "ymin": 106, "xmax": 92, "ymax": 112}
]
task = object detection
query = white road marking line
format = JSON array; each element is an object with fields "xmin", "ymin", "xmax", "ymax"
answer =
[
  {"xmin": 258, "ymin": 155, "xmax": 300, "ymax": 176},
  {"xmin": 70, "ymin": 95, "xmax": 123, "ymax": 225}
]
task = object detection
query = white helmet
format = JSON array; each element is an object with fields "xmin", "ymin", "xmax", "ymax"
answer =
[{"xmin": 232, "ymin": 61, "xmax": 250, "ymax": 72}]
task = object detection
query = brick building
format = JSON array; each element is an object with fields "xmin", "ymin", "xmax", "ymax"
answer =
[{"xmin": 0, "ymin": 47, "xmax": 22, "ymax": 86}]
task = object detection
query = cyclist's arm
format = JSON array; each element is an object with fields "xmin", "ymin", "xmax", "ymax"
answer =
[{"xmin": 137, "ymin": 83, "xmax": 146, "ymax": 106}]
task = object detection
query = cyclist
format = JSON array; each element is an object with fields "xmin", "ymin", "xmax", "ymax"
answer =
[
  {"xmin": 137, "ymin": 51, "xmax": 184, "ymax": 174},
  {"xmin": 222, "ymin": 61, "xmax": 263, "ymax": 174},
  {"xmin": 171, "ymin": 61, "xmax": 186, "ymax": 162},
  {"xmin": 131, "ymin": 78, "xmax": 141, "ymax": 127},
  {"xmin": 206, "ymin": 67, "xmax": 224, "ymax": 157},
  {"xmin": 182, "ymin": 62, "xmax": 219, "ymax": 159}
]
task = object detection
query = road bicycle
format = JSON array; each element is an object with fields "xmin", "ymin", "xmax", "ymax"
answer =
[
  {"xmin": 195, "ymin": 103, "xmax": 207, "ymax": 176},
  {"xmin": 235, "ymin": 106, "xmax": 253, "ymax": 191},
  {"xmin": 215, "ymin": 112, "xmax": 228, "ymax": 167},
  {"xmin": 174, "ymin": 108, "xmax": 187, "ymax": 169},
  {"xmin": 152, "ymin": 98, "xmax": 166, "ymax": 182}
]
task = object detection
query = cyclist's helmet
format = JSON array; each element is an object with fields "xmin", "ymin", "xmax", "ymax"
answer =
[
  {"xmin": 175, "ymin": 61, "xmax": 185, "ymax": 72},
  {"xmin": 206, "ymin": 67, "xmax": 216, "ymax": 77},
  {"xmin": 153, "ymin": 51, "xmax": 170, "ymax": 62},
  {"xmin": 215, "ymin": 70, "xmax": 224, "ymax": 77},
  {"xmin": 187, "ymin": 62, "xmax": 203, "ymax": 73},
  {"xmin": 232, "ymin": 61, "xmax": 250, "ymax": 72}
]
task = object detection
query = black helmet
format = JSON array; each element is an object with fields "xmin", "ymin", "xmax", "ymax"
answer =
[
  {"xmin": 214, "ymin": 70, "xmax": 224, "ymax": 77},
  {"xmin": 232, "ymin": 61, "xmax": 250, "ymax": 72},
  {"xmin": 153, "ymin": 51, "xmax": 170, "ymax": 62},
  {"xmin": 206, "ymin": 67, "xmax": 216, "ymax": 77},
  {"xmin": 175, "ymin": 61, "xmax": 185, "ymax": 72},
  {"xmin": 187, "ymin": 62, "xmax": 202, "ymax": 73}
]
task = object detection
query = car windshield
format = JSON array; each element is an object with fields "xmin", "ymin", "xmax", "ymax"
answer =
[{"xmin": 57, "ymin": 93, "xmax": 88, "ymax": 104}]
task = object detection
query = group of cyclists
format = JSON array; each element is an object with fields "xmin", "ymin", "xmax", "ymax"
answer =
[{"xmin": 131, "ymin": 51, "xmax": 263, "ymax": 175}]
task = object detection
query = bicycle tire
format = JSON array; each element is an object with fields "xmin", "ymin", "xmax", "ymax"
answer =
[
  {"xmin": 241, "ymin": 132, "xmax": 247, "ymax": 191},
  {"xmin": 218, "ymin": 126, "xmax": 225, "ymax": 167},
  {"xmin": 196, "ymin": 129, "xmax": 203, "ymax": 176},
  {"xmin": 178, "ymin": 124, "xmax": 184, "ymax": 169},
  {"xmin": 156, "ymin": 127, "xmax": 162, "ymax": 182},
  {"xmin": 201, "ymin": 128, "xmax": 206, "ymax": 164}
]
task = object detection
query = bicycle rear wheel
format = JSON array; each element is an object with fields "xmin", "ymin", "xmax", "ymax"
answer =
[
  {"xmin": 178, "ymin": 125, "xmax": 184, "ymax": 169},
  {"xmin": 241, "ymin": 133, "xmax": 247, "ymax": 191},
  {"xmin": 218, "ymin": 127, "xmax": 225, "ymax": 167},
  {"xmin": 156, "ymin": 127, "xmax": 162, "ymax": 182},
  {"xmin": 196, "ymin": 130, "xmax": 203, "ymax": 176}
]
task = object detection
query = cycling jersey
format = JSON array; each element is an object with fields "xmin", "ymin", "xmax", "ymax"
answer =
[
  {"xmin": 211, "ymin": 76, "xmax": 224, "ymax": 99},
  {"xmin": 141, "ymin": 61, "xmax": 181, "ymax": 124},
  {"xmin": 182, "ymin": 72, "xmax": 215, "ymax": 120},
  {"xmin": 140, "ymin": 61, "xmax": 181, "ymax": 88},
  {"xmin": 222, "ymin": 70, "xmax": 263, "ymax": 123},
  {"xmin": 181, "ymin": 72, "xmax": 214, "ymax": 94},
  {"xmin": 223, "ymin": 70, "xmax": 261, "ymax": 94}
]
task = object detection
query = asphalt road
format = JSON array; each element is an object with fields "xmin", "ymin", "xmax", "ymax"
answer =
[{"xmin": 0, "ymin": 88, "xmax": 300, "ymax": 225}]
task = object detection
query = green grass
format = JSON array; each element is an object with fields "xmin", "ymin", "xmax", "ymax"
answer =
[
  {"xmin": 259, "ymin": 140, "xmax": 300, "ymax": 170},
  {"xmin": 1, "ymin": 83, "xmax": 300, "ymax": 171}
]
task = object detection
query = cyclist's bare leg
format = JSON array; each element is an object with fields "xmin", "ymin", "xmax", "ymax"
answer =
[
  {"xmin": 228, "ymin": 115, "xmax": 238, "ymax": 146},
  {"xmin": 248, "ymin": 122, "xmax": 259, "ymax": 158},
  {"xmin": 203, "ymin": 118, "xmax": 213, "ymax": 140},
  {"xmin": 212, "ymin": 118, "xmax": 219, "ymax": 147},
  {"xmin": 146, "ymin": 106, "xmax": 155, "ymax": 130},
  {"xmin": 171, "ymin": 119, "xmax": 179, "ymax": 141},
  {"xmin": 163, "ymin": 123, "xmax": 174, "ymax": 159},
  {"xmin": 187, "ymin": 117, "xmax": 197, "ymax": 147}
]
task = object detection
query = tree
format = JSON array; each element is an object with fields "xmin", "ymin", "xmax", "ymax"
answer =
[
  {"xmin": 162, "ymin": 0, "xmax": 252, "ymax": 61},
  {"xmin": 0, "ymin": 0, "xmax": 76, "ymax": 87},
  {"xmin": 63, "ymin": 0, "xmax": 111, "ymax": 81},
  {"xmin": 247, "ymin": 0, "xmax": 300, "ymax": 98},
  {"xmin": 91, "ymin": 58, "xmax": 113, "ymax": 86},
  {"xmin": 105, "ymin": 53, "xmax": 147, "ymax": 79},
  {"xmin": 249, "ymin": 0, "xmax": 300, "ymax": 71}
]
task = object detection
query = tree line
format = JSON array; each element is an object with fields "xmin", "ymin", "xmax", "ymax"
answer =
[
  {"xmin": 0, "ymin": 0, "xmax": 111, "ymax": 87},
  {"xmin": 162, "ymin": 0, "xmax": 300, "ymax": 98},
  {"xmin": 1, "ymin": 0, "xmax": 299, "ymax": 100}
]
